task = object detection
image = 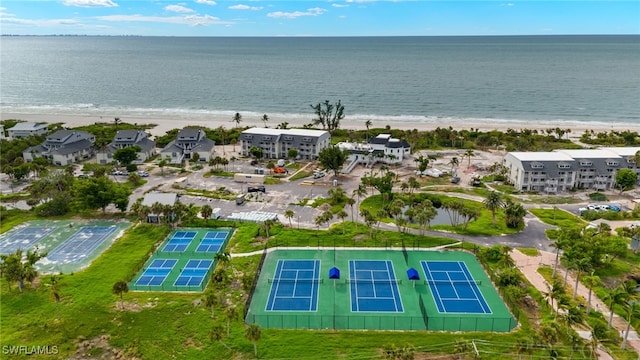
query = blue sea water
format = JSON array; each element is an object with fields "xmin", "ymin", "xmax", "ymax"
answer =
[{"xmin": 1, "ymin": 35, "xmax": 639, "ymax": 128}]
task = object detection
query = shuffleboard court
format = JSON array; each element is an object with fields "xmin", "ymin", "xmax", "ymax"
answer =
[
  {"xmin": 421, "ymin": 260, "xmax": 491, "ymax": 314},
  {"xmin": 47, "ymin": 226, "xmax": 117, "ymax": 262},
  {"xmin": 0, "ymin": 226, "xmax": 55, "ymax": 254},
  {"xmin": 349, "ymin": 260, "xmax": 403, "ymax": 312},
  {"xmin": 266, "ymin": 259, "xmax": 320, "ymax": 312}
]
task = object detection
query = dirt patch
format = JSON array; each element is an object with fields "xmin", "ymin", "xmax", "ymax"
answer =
[
  {"xmin": 114, "ymin": 300, "xmax": 157, "ymax": 312},
  {"xmin": 353, "ymin": 234, "xmax": 368, "ymax": 243},
  {"xmin": 73, "ymin": 335, "xmax": 140, "ymax": 360}
]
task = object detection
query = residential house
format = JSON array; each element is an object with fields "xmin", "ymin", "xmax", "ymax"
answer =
[
  {"xmin": 337, "ymin": 134, "xmax": 411, "ymax": 173},
  {"xmin": 141, "ymin": 192, "xmax": 179, "ymax": 223},
  {"xmin": 8, "ymin": 122, "xmax": 48, "ymax": 139},
  {"xmin": 600, "ymin": 147, "xmax": 640, "ymax": 184},
  {"xmin": 96, "ymin": 130, "xmax": 156, "ymax": 165},
  {"xmin": 160, "ymin": 128, "xmax": 215, "ymax": 164},
  {"xmin": 239, "ymin": 128, "xmax": 330, "ymax": 160},
  {"xmin": 23, "ymin": 130, "xmax": 95, "ymax": 166}
]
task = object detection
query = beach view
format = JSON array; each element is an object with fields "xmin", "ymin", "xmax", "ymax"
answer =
[{"xmin": 1, "ymin": 1, "xmax": 640, "ymax": 359}]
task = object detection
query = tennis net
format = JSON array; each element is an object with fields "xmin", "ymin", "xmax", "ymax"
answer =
[
  {"xmin": 267, "ymin": 278, "xmax": 324, "ymax": 284},
  {"xmin": 346, "ymin": 278, "xmax": 403, "ymax": 285},
  {"xmin": 424, "ymin": 280, "xmax": 482, "ymax": 286}
]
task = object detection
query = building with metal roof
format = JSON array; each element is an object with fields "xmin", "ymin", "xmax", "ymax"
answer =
[
  {"xmin": 23, "ymin": 130, "xmax": 95, "ymax": 166},
  {"xmin": 239, "ymin": 127, "xmax": 330, "ymax": 160}
]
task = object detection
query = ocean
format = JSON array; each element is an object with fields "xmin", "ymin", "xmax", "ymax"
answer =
[{"xmin": 1, "ymin": 35, "xmax": 639, "ymax": 129}]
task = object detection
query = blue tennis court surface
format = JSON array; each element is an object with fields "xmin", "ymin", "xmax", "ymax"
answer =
[
  {"xmin": 0, "ymin": 226, "xmax": 55, "ymax": 255},
  {"xmin": 162, "ymin": 231, "xmax": 197, "ymax": 252},
  {"xmin": 174, "ymin": 259, "xmax": 213, "ymax": 287},
  {"xmin": 47, "ymin": 226, "xmax": 117, "ymax": 262},
  {"xmin": 196, "ymin": 231, "xmax": 228, "ymax": 252},
  {"xmin": 349, "ymin": 260, "xmax": 403, "ymax": 312},
  {"xmin": 135, "ymin": 259, "xmax": 177, "ymax": 286},
  {"xmin": 266, "ymin": 260, "xmax": 320, "ymax": 311},
  {"xmin": 421, "ymin": 260, "xmax": 491, "ymax": 314}
]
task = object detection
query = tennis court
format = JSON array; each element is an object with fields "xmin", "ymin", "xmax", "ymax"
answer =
[
  {"xmin": 246, "ymin": 249, "xmax": 516, "ymax": 332},
  {"xmin": 0, "ymin": 226, "xmax": 56, "ymax": 255},
  {"xmin": 48, "ymin": 226, "xmax": 117, "ymax": 262},
  {"xmin": 349, "ymin": 260, "xmax": 403, "ymax": 312},
  {"xmin": 421, "ymin": 260, "xmax": 491, "ymax": 314},
  {"xmin": 266, "ymin": 260, "xmax": 321, "ymax": 311},
  {"xmin": 0, "ymin": 220, "xmax": 131, "ymax": 273},
  {"xmin": 129, "ymin": 228, "xmax": 232, "ymax": 292}
]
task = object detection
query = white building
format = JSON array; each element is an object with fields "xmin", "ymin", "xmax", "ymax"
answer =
[
  {"xmin": 8, "ymin": 122, "xmax": 48, "ymax": 139},
  {"xmin": 238, "ymin": 128, "xmax": 330, "ymax": 160},
  {"xmin": 503, "ymin": 146, "xmax": 640, "ymax": 193},
  {"xmin": 337, "ymin": 134, "xmax": 411, "ymax": 173},
  {"xmin": 160, "ymin": 128, "xmax": 215, "ymax": 164}
]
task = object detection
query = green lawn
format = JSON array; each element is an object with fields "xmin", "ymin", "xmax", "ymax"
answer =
[{"xmin": 528, "ymin": 208, "xmax": 587, "ymax": 228}]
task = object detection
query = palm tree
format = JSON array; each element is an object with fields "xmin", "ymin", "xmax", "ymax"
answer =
[
  {"xmin": 232, "ymin": 112, "xmax": 242, "ymax": 128},
  {"xmin": 604, "ymin": 286, "xmax": 628, "ymax": 328},
  {"xmin": 214, "ymin": 252, "xmax": 230, "ymax": 269},
  {"xmin": 245, "ymin": 324, "xmax": 261, "ymax": 357},
  {"xmin": 346, "ymin": 197, "xmax": 356, "ymax": 226},
  {"xmin": 483, "ymin": 191, "xmax": 504, "ymax": 226},
  {"xmin": 284, "ymin": 209, "xmax": 294, "ymax": 228},
  {"xmin": 572, "ymin": 257, "xmax": 592, "ymax": 299},
  {"xmin": 464, "ymin": 149, "xmax": 475, "ymax": 168},
  {"xmin": 210, "ymin": 323, "xmax": 232, "ymax": 350},
  {"xmin": 582, "ymin": 272, "xmax": 601, "ymax": 313},
  {"xmin": 112, "ymin": 280, "xmax": 129, "ymax": 308},
  {"xmin": 224, "ymin": 305, "xmax": 238, "ymax": 337},
  {"xmin": 261, "ymin": 219, "xmax": 275, "ymax": 238},
  {"xmin": 114, "ymin": 117, "xmax": 122, "ymax": 129},
  {"xmin": 48, "ymin": 275, "xmax": 62, "ymax": 320},
  {"xmin": 261, "ymin": 114, "xmax": 269, "ymax": 127},
  {"xmin": 336, "ymin": 209, "xmax": 348, "ymax": 234},
  {"xmin": 201, "ymin": 204, "xmax": 213, "ymax": 224},
  {"xmin": 448, "ymin": 156, "xmax": 459, "ymax": 174},
  {"xmin": 622, "ymin": 301, "xmax": 640, "ymax": 349},
  {"xmin": 204, "ymin": 290, "xmax": 218, "ymax": 319},
  {"xmin": 365, "ymin": 119, "xmax": 372, "ymax": 141},
  {"xmin": 158, "ymin": 159, "xmax": 167, "ymax": 176}
]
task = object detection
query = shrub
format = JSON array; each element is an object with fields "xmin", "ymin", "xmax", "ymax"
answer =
[{"xmin": 589, "ymin": 192, "xmax": 608, "ymax": 201}]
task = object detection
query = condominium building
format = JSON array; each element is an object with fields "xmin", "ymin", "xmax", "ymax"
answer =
[
  {"xmin": 160, "ymin": 128, "xmax": 215, "ymax": 164},
  {"xmin": 239, "ymin": 128, "xmax": 330, "ymax": 160},
  {"xmin": 96, "ymin": 130, "xmax": 156, "ymax": 165},
  {"xmin": 23, "ymin": 130, "xmax": 95, "ymax": 166},
  {"xmin": 503, "ymin": 147, "xmax": 640, "ymax": 193},
  {"xmin": 8, "ymin": 122, "xmax": 48, "ymax": 139}
]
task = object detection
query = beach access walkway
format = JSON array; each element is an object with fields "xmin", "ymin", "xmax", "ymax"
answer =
[{"xmin": 511, "ymin": 249, "xmax": 640, "ymax": 359}]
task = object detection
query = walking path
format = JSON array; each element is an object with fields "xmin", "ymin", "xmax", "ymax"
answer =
[{"xmin": 511, "ymin": 249, "xmax": 640, "ymax": 359}]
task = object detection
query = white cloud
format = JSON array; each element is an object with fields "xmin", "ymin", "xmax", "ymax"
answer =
[
  {"xmin": 196, "ymin": 0, "xmax": 217, "ymax": 5},
  {"xmin": 97, "ymin": 14, "xmax": 231, "ymax": 27},
  {"xmin": 165, "ymin": 4, "xmax": 196, "ymax": 13},
  {"xmin": 267, "ymin": 7, "xmax": 327, "ymax": 19},
  {"xmin": 63, "ymin": 0, "xmax": 118, "ymax": 7},
  {"xmin": 345, "ymin": 0, "xmax": 376, "ymax": 3},
  {"xmin": 331, "ymin": 3, "xmax": 349, "ymax": 8},
  {"xmin": 229, "ymin": 4, "xmax": 263, "ymax": 11},
  {"xmin": 1, "ymin": 17, "xmax": 81, "ymax": 26},
  {"xmin": 501, "ymin": 3, "xmax": 515, "ymax": 6},
  {"xmin": 0, "ymin": 7, "xmax": 15, "ymax": 16}
]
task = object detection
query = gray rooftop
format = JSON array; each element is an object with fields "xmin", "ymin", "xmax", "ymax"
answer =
[
  {"xmin": 10, "ymin": 122, "xmax": 48, "ymax": 131},
  {"xmin": 142, "ymin": 192, "xmax": 178, "ymax": 207}
]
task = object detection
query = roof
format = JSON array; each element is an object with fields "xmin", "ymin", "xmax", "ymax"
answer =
[
  {"xmin": 241, "ymin": 127, "xmax": 329, "ymax": 137},
  {"xmin": 114, "ymin": 130, "xmax": 147, "ymax": 142},
  {"xmin": 46, "ymin": 130, "xmax": 93, "ymax": 143},
  {"xmin": 49, "ymin": 139, "xmax": 93, "ymax": 155},
  {"xmin": 507, "ymin": 152, "xmax": 575, "ymax": 162},
  {"xmin": 600, "ymin": 147, "xmax": 640, "ymax": 157},
  {"xmin": 142, "ymin": 192, "xmax": 178, "ymax": 207},
  {"xmin": 554, "ymin": 149, "xmax": 622, "ymax": 159},
  {"xmin": 177, "ymin": 128, "xmax": 203, "ymax": 140},
  {"xmin": 10, "ymin": 122, "xmax": 48, "ymax": 131}
]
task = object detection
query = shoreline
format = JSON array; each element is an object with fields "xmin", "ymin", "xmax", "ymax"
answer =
[{"xmin": 2, "ymin": 112, "xmax": 637, "ymax": 139}]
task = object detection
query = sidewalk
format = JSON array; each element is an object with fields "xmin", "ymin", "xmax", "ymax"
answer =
[{"xmin": 511, "ymin": 249, "xmax": 640, "ymax": 359}]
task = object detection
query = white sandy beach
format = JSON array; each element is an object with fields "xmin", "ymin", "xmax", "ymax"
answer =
[{"xmin": 2, "ymin": 112, "xmax": 637, "ymax": 139}]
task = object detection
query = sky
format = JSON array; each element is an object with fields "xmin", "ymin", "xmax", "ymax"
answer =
[{"xmin": 0, "ymin": 1, "xmax": 638, "ymax": 36}]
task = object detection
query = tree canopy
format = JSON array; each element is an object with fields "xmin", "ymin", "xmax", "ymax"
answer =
[
  {"xmin": 73, "ymin": 176, "xmax": 131, "ymax": 214},
  {"xmin": 310, "ymin": 100, "xmax": 345, "ymax": 132},
  {"xmin": 616, "ymin": 168, "xmax": 638, "ymax": 193},
  {"xmin": 113, "ymin": 146, "xmax": 141, "ymax": 166},
  {"xmin": 0, "ymin": 247, "xmax": 47, "ymax": 292},
  {"xmin": 318, "ymin": 146, "xmax": 347, "ymax": 177}
]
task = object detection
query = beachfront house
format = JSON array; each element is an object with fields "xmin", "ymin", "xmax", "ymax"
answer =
[
  {"xmin": 160, "ymin": 128, "xmax": 215, "ymax": 164},
  {"xmin": 96, "ymin": 130, "xmax": 156, "ymax": 165},
  {"xmin": 23, "ymin": 130, "xmax": 95, "ymax": 166},
  {"xmin": 141, "ymin": 192, "xmax": 179, "ymax": 223},
  {"xmin": 600, "ymin": 147, "xmax": 640, "ymax": 184},
  {"xmin": 337, "ymin": 134, "xmax": 411, "ymax": 174},
  {"xmin": 503, "ymin": 147, "xmax": 639, "ymax": 192},
  {"xmin": 238, "ymin": 128, "xmax": 330, "ymax": 160},
  {"xmin": 7, "ymin": 122, "xmax": 48, "ymax": 139}
]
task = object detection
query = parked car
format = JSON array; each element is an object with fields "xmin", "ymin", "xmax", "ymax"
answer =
[
  {"xmin": 247, "ymin": 185, "xmax": 266, "ymax": 193},
  {"xmin": 137, "ymin": 170, "xmax": 149, "ymax": 177},
  {"xmin": 313, "ymin": 172, "xmax": 325, "ymax": 179},
  {"xmin": 450, "ymin": 176, "xmax": 461, "ymax": 184}
]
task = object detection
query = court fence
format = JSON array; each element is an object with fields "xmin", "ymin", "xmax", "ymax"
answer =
[
  {"xmin": 243, "ymin": 243, "xmax": 269, "ymax": 321},
  {"xmin": 245, "ymin": 313, "xmax": 517, "ymax": 332}
]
